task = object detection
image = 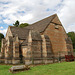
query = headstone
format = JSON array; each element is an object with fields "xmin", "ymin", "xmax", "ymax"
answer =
[{"xmin": 9, "ymin": 65, "xmax": 30, "ymax": 73}]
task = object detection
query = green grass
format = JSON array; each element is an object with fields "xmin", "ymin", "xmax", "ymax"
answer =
[
  {"xmin": 0, "ymin": 62, "xmax": 75, "ymax": 75},
  {"xmin": 73, "ymin": 49, "xmax": 75, "ymax": 52}
]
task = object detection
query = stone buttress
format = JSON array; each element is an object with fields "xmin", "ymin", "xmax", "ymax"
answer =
[
  {"xmin": 5, "ymin": 36, "xmax": 13, "ymax": 64},
  {"xmin": 12, "ymin": 34, "xmax": 20, "ymax": 64},
  {"xmin": 21, "ymin": 30, "xmax": 53, "ymax": 65}
]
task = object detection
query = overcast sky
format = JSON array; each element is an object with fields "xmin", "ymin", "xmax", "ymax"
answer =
[{"xmin": 0, "ymin": 0, "xmax": 75, "ymax": 35}]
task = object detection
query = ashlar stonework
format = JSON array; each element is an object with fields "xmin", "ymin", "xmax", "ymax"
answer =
[{"xmin": 0, "ymin": 14, "xmax": 73, "ymax": 65}]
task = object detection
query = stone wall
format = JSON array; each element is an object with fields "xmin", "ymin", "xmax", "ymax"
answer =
[
  {"xmin": 0, "ymin": 39, "xmax": 6, "ymax": 59},
  {"xmin": 31, "ymin": 40, "xmax": 43, "ymax": 64},
  {"xmin": 41, "ymin": 15, "xmax": 73, "ymax": 56},
  {"xmin": 5, "ymin": 36, "xmax": 13, "ymax": 64},
  {"xmin": 41, "ymin": 35, "xmax": 53, "ymax": 64},
  {"xmin": 65, "ymin": 37, "xmax": 73, "ymax": 55},
  {"xmin": 42, "ymin": 23, "xmax": 68, "ymax": 56},
  {"xmin": 12, "ymin": 35, "xmax": 20, "ymax": 64},
  {"xmin": 21, "ymin": 46, "xmax": 28, "ymax": 63},
  {"xmin": 5, "ymin": 27, "xmax": 13, "ymax": 40},
  {"xmin": 0, "ymin": 21, "xmax": 73, "ymax": 65}
]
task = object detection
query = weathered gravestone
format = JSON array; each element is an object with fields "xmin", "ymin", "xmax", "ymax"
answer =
[{"xmin": 9, "ymin": 65, "xmax": 30, "ymax": 73}]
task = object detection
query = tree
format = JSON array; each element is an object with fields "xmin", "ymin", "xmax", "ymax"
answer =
[
  {"xmin": 19, "ymin": 23, "xmax": 29, "ymax": 27},
  {"xmin": 67, "ymin": 31, "xmax": 75, "ymax": 49},
  {"xmin": 0, "ymin": 33, "xmax": 4, "ymax": 41},
  {"xmin": 0, "ymin": 33, "xmax": 4, "ymax": 51},
  {"xmin": 13, "ymin": 20, "xmax": 19, "ymax": 27}
]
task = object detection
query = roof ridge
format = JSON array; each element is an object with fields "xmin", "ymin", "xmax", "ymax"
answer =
[
  {"xmin": 25, "ymin": 14, "xmax": 57, "ymax": 32},
  {"xmin": 42, "ymin": 14, "xmax": 57, "ymax": 32},
  {"xmin": 26, "ymin": 14, "xmax": 57, "ymax": 27},
  {"xmin": 9, "ymin": 26, "xmax": 30, "ymax": 30}
]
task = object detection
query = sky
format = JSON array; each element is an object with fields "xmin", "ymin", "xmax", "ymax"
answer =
[{"xmin": 0, "ymin": 0, "xmax": 75, "ymax": 35}]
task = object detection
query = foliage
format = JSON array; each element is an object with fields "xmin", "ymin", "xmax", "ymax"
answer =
[
  {"xmin": 1, "ymin": 62, "xmax": 75, "ymax": 75},
  {"xmin": 67, "ymin": 31, "xmax": 75, "ymax": 49},
  {"xmin": 0, "ymin": 33, "xmax": 4, "ymax": 40},
  {"xmin": 13, "ymin": 20, "xmax": 29, "ymax": 28},
  {"xmin": 73, "ymin": 49, "xmax": 75, "ymax": 52},
  {"xmin": 13, "ymin": 20, "xmax": 20, "ymax": 27},
  {"xmin": 0, "ymin": 33, "xmax": 4, "ymax": 51},
  {"xmin": 19, "ymin": 23, "xmax": 29, "ymax": 27}
]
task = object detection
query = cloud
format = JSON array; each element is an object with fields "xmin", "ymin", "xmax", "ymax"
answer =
[
  {"xmin": 57, "ymin": 0, "xmax": 75, "ymax": 32},
  {"xmin": 0, "ymin": 0, "xmax": 75, "ymax": 34},
  {"xmin": 0, "ymin": 28, "xmax": 7, "ymax": 35},
  {"xmin": 0, "ymin": 0, "xmax": 62, "ymax": 24},
  {"xmin": 0, "ymin": 26, "xmax": 3, "ymax": 29}
]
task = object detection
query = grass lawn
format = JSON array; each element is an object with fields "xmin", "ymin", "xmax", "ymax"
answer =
[{"xmin": 0, "ymin": 62, "xmax": 75, "ymax": 75}]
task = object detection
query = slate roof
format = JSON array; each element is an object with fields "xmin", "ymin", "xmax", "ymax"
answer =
[
  {"xmin": 31, "ymin": 31, "xmax": 42, "ymax": 41},
  {"xmin": 21, "ymin": 31, "xmax": 42, "ymax": 46},
  {"xmin": 10, "ymin": 26, "xmax": 30, "ymax": 40},
  {"xmin": 26, "ymin": 14, "xmax": 57, "ymax": 32},
  {"xmin": 9, "ymin": 14, "xmax": 57, "ymax": 40}
]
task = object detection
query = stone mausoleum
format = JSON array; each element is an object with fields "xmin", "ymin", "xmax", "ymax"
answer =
[{"xmin": 0, "ymin": 14, "xmax": 73, "ymax": 65}]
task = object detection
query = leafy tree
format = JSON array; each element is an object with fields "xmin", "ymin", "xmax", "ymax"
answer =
[
  {"xmin": 67, "ymin": 32, "xmax": 75, "ymax": 49},
  {"xmin": 19, "ymin": 23, "xmax": 29, "ymax": 27},
  {"xmin": 0, "ymin": 33, "xmax": 4, "ymax": 41},
  {"xmin": 13, "ymin": 20, "xmax": 19, "ymax": 27},
  {"xmin": 0, "ymin": 33, "xmax": 4, "ymax": 51}
]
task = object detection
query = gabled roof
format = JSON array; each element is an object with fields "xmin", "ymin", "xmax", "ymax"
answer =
[
  {"xmin": 9, "ymin": 26, "xmax": 29, "ymax": 40},
  {"xmin": 9, "ymin": 14, "xmax": 60, "ymax": 40},
  {"xmin": 26, "ymin": 14, "xmax": 57, "ymax": 32}
]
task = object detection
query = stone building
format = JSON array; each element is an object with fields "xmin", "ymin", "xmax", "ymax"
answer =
[{"xmin": 0, "ymin": 14, "xmax": 73, "ymax": 64}]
